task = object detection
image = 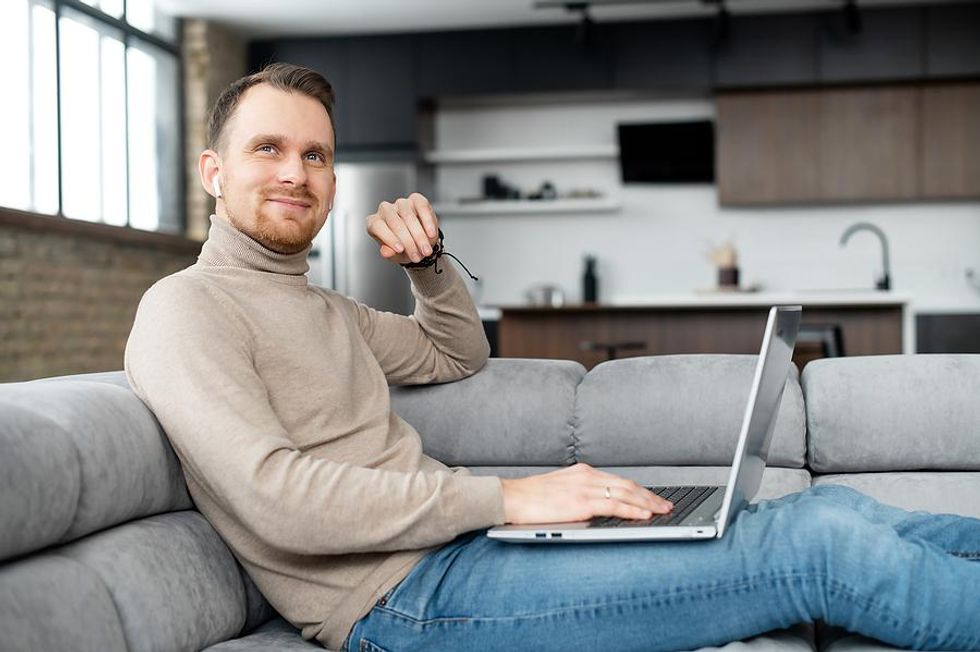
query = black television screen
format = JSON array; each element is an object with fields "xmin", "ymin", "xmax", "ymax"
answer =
[{"xmin": 618, "ymin": 120, "xmax": 715, "ymax": 183}]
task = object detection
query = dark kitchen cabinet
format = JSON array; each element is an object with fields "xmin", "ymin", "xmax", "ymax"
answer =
[
  {"xmin": 925, "ymin": 3, "xmax": 980, "ymax": 78},
  {"xmin": 613, "ymin": 20, "xmax": 712, "ymax": 92},
  {"xmin": 345, "ymin": 36, "xmax": 417, "ymax": 148},
  {"xmin": 508, "ymin": 25, "xmax": 615, "ymax": 93},
  {"xmin": 921, "ymin": 83, "xmax": 980, "ymax": 199},
  {"xmin": 415, "ymin": 30, "xmax": 514, "ymax": 97},
  {"xmin": 713, "ymin": 13, "xmax": 819, "ymax": 88},
  {"xmin": 817, "ymin": 7, "xmax": 925, "ymax": 83}
]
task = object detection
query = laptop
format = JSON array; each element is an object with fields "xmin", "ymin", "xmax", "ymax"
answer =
[{"xmin": 487, "ymin": 304, "xmax": 802, "ymax": 543}]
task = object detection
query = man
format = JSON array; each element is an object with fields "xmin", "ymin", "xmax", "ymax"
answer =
[{"xmin": 125, "ymin": 63, "xmax": 980, "ymax": 652}]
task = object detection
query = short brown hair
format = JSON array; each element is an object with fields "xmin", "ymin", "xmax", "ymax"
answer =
[{"xmin": 207, "ymin": 62, "xmax": 336, "ymax": 151}]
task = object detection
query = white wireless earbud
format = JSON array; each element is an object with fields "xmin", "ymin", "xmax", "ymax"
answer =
[{"xmin": 211, "ymin": 175, "xmax": 222, "ymax": 199}]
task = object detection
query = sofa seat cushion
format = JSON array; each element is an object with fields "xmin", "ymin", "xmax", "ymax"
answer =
[
  {"xmin": 812, "ymin": 473, "xmax": 980, "ymax": 518},
  {"xmin": 204, "ymin": 617, "xmax": 323, "ymax": 651}
]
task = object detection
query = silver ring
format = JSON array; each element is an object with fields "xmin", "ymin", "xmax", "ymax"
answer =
[{"xmin": 604, "ymin": 486, "xmax": 612, "ymax": 500}]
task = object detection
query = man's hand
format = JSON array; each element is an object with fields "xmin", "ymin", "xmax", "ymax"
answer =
[
  {"xmin": 366, "ymin": 193, "xmax": 440, "ymax": 265},
  {"xmin": 500, "ymin": 463, "xmax": 674, "ymax": 525}
]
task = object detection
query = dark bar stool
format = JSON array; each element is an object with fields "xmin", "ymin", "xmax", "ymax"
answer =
[
  {"xmin": 579, "ymin": 340, "xmax": 646, "ymax": 361},
  {"xmin": 794, "ymin": 324, "xmax": 845, "ymax": 368}
]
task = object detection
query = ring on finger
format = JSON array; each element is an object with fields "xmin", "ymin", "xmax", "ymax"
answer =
[{"xmin": 604, "ymin": 486, "xmax": 612, "ymax": 500}]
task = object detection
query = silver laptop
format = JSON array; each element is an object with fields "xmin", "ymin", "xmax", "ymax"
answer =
[{"xmin": 487, "ymin": 305, "xmax": 802, "ymax": 543}]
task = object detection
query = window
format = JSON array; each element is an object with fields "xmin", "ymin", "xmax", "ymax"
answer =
[{"xmin": 1, "ymin": 0, "xmax": 182, "ymax": 234}]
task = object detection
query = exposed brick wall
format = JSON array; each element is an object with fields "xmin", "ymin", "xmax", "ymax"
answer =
[
  {"xmin": 0, "ymin": 214, "xmax": 198, "ymax": 382},
  {"xmin": 183, "ymin": 19, "xmax": 246, "ymax": 242}
]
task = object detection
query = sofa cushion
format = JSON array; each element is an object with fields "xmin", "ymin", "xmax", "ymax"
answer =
[
  {"xmin": 56, "ymin": 510, "xmax": 249, "ymax": 652},
  {"xmin": 0, "ymin": 378, "xmax": 191, "ymax": 562},
  {"xmin": 575, "ymin": 356, "xmax": 806, "ymax": 468},
  {"xmin": 204, "ymin": 617, "xmax": 323, "ymax": 651},
  {"xmin": 0, "ymin": 554, "xmax": 128, "ymax": 651},
  {"xmin": 818, "ymin": 634, "xmax": 955, "ymax": 652},
  {"xmin": 811, "ymin": 473, "xmax": 980, "ymax": 519},
  {"xmin": 391, "ymin": 358, "xmax": 585, "ymax": 466},
  {"xmin": 802, "ymin": 355, "xmax": 980, "ymax": 473}
]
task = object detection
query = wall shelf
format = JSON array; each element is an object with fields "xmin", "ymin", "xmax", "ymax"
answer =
[
  {"xmin": 422, "ymin": 145, "xmax": 619, "ymax": 164},
  {"xmin": 432, "ymin": 198, "xmax": 621, "ymax": 216}
]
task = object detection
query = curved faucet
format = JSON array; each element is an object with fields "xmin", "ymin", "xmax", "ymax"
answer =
[{"xmin": 840, "ymin": 222, "xmax": 890, "ymax": 290}]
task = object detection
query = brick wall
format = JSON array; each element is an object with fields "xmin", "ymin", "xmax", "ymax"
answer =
[
  {"xmin": 0, "ymin": 211, "xmax": 198, "ymax": 382},
  {"xmin": 183, "ymin": 19, "xmax": 246, "ymax": 241}
]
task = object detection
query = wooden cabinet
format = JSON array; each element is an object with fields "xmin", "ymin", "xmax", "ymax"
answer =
[
  {"xmin": 717, "ymin": 82, "xmax": 980, "ymax": 205},
  {"xmin": 499, "ymin": 305, "xmax": 903, "ymax": 371},
  {"xmin": 716, "ymin": 90, "xmax": 821, "ymax": 203},
  {"xmin": 816, "ymin": 87, "xmax": 917, "ymax": 201},
  {"xmin": 920, "ymin": 83, "xmax": 980, "ymax": 199}
]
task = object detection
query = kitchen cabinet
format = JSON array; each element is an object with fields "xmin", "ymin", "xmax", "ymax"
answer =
[
  {"xmin": 713, "ymin": 13, "xmax": 819, "ymax": 88},
  {"xmin": 415, "ymin": 30, "xmax": 514, "ymax": 98},
  {"xmin": 717, "ymin": 83, "xmax": 979, "ymax": 205},
  {"xmin": 816, "ymin": 86, "xmax": 917, "ymax": 201},
  {"xmin": 925, "ymin": 4, "xmax": 980, "ymax": 78},
  {"xmin": 920, "ymin": 83, "xmax": 980, "ymax": 199},
  {"xmin": 817, "ymin": 7, "xmax": 924, "ymax": 83},
  {"xmin": 613, "ymin": 20, "xmax": 712, "ymax": 92},
  {"xmin": 498, "ymin": 303, "xmax": 904, "ymax": 371},
  {"xmin": 345, "ymin": 36, "xmax": 416, "ymax": 148},
  {"xmin": 716, "ymin": 90, "xmax": 821, "ymax": 204}
]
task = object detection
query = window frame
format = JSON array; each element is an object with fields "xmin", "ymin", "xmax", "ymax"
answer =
[{"xmin": 16, "ymin": 0, "xmax": 186, "ymax": 234}]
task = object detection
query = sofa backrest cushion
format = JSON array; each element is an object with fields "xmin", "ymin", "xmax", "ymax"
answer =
[
  {"xmin": 0, "ymin": 375, "xmax": 191, "ymax": 563},
  {"xmin": 574, "ymin": 355, "xmax": 806, "ymax": 468},
  {"xmin": 803, "ymin": 354, "xmax": 980, "ymax": 472},
  {"xmin": 391, "ymin": 358, "xmax": 585, "ymax": 466}
]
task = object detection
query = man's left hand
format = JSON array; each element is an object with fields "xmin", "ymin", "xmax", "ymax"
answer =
[{"xmin": 366, "ymin": 193, "xmax": 440, "ymax": 265}]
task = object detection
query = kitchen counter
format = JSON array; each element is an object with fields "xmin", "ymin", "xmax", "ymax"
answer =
[
  {"xmin": 490, "ymin": 291, "xmax": 909, "ymax": 313},
  {"xmin": 493, "ymin": 295, "xmax": 912, "ymax": 369}
]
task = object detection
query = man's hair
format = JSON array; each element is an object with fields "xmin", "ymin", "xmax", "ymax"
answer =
[{"xmin": 207, "ymin": 62, "xmax": 336, "ymax": 151}]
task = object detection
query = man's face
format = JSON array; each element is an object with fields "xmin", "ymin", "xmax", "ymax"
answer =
[{"xmin": 214, "ymin": 84, "xmax": 336, "ymax": 254}]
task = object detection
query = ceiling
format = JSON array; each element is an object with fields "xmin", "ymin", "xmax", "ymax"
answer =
[{"xmin": 157, "ymin": 0, "xmax": 970, "ymax": 38}]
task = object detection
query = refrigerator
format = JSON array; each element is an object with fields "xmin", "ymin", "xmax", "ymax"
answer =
[{"xmin": 308, "ymin": 162, "xmax": 416, "ymax": 315}]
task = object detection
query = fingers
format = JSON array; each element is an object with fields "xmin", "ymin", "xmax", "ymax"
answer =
[
  {"xmin": 365, "ymin": 193, "xmax": 440, "ymax": 264},
  {"xmin": 569, "ymin": 463, "xmax": 673, "ymax": 518}
]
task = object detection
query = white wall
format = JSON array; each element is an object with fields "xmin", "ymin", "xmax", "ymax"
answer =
[{"xmin": 433, "ymin": 96, "xmax": 980, "ymax": 313}]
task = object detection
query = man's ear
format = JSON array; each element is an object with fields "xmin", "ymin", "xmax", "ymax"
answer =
[{"xmin": 199, "ymin": 149, "xmax": 222, "ymax": 199}]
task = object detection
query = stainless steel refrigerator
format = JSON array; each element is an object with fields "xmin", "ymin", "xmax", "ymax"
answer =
[{"xmin": 308, "ymin": 162, "xmax": 415, "ymax": 314}]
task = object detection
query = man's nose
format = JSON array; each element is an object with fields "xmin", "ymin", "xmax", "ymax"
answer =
[{"xmin": 277, "ymin": 155, "xmax": 308, "ymax": 186}]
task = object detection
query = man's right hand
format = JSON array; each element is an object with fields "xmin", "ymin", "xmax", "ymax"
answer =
[{"xmin": 500, "ymin": 463, "xmax": 673, "ymax": 525}]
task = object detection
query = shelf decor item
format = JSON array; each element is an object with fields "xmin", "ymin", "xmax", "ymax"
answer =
[{"xmin": 709, "ymin": 241, "xmax": 740, "ymax": 289}]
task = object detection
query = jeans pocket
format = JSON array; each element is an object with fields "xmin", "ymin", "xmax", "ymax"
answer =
[{"xmin": 357, "ymin": 638, "xmax": 389, "ymax": 652}]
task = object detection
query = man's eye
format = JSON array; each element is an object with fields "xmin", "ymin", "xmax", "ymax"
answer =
[
  {"xmin": 257, "ymin": 145, "xmax": 275, "ymax": 153},
  {"xmin": 305, "ymin": 152, "xmax": 325, "ymax": 163}
]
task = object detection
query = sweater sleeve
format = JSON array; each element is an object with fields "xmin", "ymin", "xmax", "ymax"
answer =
[
  {"xmin": 334, "ymin": 260, "xmax": 490, "ymax": 386},
  {"xmin": 124, "ymin": 276, "xmax": 504, "ymax": 556}
]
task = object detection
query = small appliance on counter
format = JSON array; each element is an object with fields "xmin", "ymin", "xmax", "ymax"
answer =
[{"xmin": 524, "ymin": 284, "xmax": 566, "ymax": 307}]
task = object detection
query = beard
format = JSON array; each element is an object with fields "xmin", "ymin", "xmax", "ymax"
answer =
[{"xmin": 227, "ymin": 185, "xmax": 324, "ymax": 255}]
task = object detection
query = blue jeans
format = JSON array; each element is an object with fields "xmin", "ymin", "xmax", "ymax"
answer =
[{"xmin": 345, "ymin": 485, "xmax": 980, "ymax": 651}]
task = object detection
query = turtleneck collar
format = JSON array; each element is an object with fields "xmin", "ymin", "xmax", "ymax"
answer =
[{"xmin": 198, "ymin": 214, "xmax": 310, "ymax": 284}]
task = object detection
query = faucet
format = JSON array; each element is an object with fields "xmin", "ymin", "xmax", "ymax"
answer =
[{"xmin": 840, "ymin": 222, "xmax": 890, "ymax": 290}]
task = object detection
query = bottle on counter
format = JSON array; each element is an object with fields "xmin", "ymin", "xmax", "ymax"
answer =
[{"xmin": 582, "ymin": 254, "xmax": 598, "ymax": 304}]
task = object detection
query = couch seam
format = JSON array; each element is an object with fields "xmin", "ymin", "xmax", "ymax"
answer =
[
  {"xmin": 567, "ymin": 368, "xmax": 585, "ymax": 466},
  {"xmin": 49, "ymin": 550, "xmax": 132, "ymax": 651}
]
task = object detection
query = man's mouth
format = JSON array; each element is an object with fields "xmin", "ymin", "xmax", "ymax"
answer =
[{"xmin": 267, "ymin": 197, "xmax": 311, "ymax": 209}]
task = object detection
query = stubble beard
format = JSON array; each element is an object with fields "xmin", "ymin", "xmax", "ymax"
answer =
[{"xmin": 226, "ymin": 189, "xmax": 322, "ymax": 255}]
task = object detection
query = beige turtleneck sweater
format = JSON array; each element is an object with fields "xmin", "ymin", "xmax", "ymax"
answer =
[{"xmin": 124, "ymin": 214, "xmax": 505, "ymax": 650}]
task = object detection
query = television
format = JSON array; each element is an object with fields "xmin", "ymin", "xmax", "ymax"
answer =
[{"xmin": 617, "ymin": 120, "xmax": 715, "ymax": 183}]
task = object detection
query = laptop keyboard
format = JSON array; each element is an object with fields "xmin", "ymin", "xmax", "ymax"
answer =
[{"xmin": 588, "ymin": 485, "xmax": 719, "ymax": 529}]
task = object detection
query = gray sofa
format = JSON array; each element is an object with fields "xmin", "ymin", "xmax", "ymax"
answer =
[{"xmin": 2, "ymin": 354, "xmax": 978, "ymax": 651}]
